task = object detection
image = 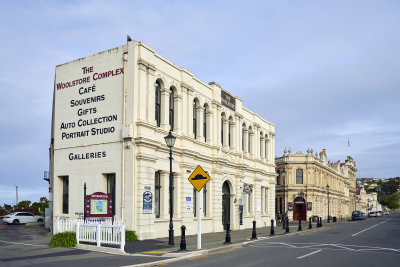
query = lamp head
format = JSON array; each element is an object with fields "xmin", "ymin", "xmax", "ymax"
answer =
[{"xmin": 164, "ymin": 130, "xmax": 176, "ymax": 148}]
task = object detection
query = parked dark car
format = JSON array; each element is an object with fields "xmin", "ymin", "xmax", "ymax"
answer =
[{"xmin": 352, "ymin": 210, "xmax": 366, "ymax": 220}]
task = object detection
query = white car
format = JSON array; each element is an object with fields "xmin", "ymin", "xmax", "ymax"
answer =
[{"xmin": 2, "ymin": 212, "xmax": 44, "ymax": 224}]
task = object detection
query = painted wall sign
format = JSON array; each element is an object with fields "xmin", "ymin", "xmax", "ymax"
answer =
[
  {"xmin": 143, "ymin": 191, "xmax": 152, "ymax": 214},
  {"xmin": 54, "ymin": 48, "xmax": 124, "ymax": 152},
  {"xmin": 85, "ymin": 192, "xmax": 112, "ymax": 218},
  {"xmin": 307, "ymin": 202, "xmax": 312, "ymax": 211},
  {"xmin": 221, "ymin": 90, "xmax": 236, "ymax": 111},
  {"xmin": 288, "ymin": 202, "xmax": 294, "ymax": 211}
]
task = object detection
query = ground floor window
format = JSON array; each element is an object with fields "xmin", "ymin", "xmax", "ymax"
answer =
[
  {"xmin": 155, "ymin": 171, "xmax": 161, "ymax": 218},
  {"xmin": 61, "ymin": 176, "xmax": 69, "ymax": 214}
]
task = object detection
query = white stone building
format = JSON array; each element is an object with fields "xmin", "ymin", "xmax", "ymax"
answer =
[{"xmin": 50, "ymin": 40, "xmax": 276, "ymax": 240}]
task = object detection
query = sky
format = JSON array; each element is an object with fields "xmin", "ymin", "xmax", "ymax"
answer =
[{"xmin": 1, "ymin": 0, "xmax": 399, "ymax": 206}]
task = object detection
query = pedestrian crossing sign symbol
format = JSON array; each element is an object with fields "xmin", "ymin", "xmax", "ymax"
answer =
[{"xmin": 188, "ymin": 165, "xmax": 211, "ymax": 192}]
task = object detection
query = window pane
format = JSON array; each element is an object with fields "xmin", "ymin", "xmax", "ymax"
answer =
[
  {"xmin": 62, "ymin": 176, "xmax": 69, "ymax": 214},
  {"xmin": 169, "ymin": 89, "xmax": 174, "ymax": 130},
  {"xmin": 296, "ymin": 169, "xmax": 303, "ymax": 184},
  {"xmin": 155, "ymin": 171, "xmax": 161, "ymax": 218}
]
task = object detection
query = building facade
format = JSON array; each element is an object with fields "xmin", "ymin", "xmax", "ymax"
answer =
[
  {"xmin": 275, "ymin": 149, "xmax": 357, "ymax": 221},
  {"xmin": 49, "ymin": 40, "xmax": 276, "ymax": 240}
]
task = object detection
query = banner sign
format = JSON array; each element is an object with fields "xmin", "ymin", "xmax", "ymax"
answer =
[
  {"xmin": 143, "ymin": 191, "xmax": 152, "ymax": 214},
  {"xmin": 85, "ymin": 192, "xmax": 112, "ymax": 218}
]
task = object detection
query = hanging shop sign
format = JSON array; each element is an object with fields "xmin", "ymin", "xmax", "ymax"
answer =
[
  {"xmin": 243, "ymin": 185, "xmax": 253, "ymax": 194},
  {"xmin": 85, "ymin": 192, "xmax": 112, "ymax": 218},
  {"xmin": 143, "ymin": 191, "xmax": 153, "ymax": 214},
  {"xmin": 288, "ymin": 202, "xmax": 294, "ymax": 211}
]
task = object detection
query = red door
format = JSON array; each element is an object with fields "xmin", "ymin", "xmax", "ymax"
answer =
[{"xmin": 293, "ymin": 203, "xmax": 306, "ymax": 221}]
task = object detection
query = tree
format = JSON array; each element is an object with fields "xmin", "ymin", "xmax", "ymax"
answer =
[
  {"xmin": 381, "ymin": 179, "xmax": 400, "ymax": 195},
  {"xmin": 388, "ymin": 200, "xmax": 399, "ymax": 210},
  {"xmin": 17, "ymin": 200, "xmax": 31, "ymax": 209}
]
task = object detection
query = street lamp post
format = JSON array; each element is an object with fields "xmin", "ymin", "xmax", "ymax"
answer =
[
  {"xmin": 299, "ymin": 190, "xmax": 305, "ymax": 220},
  {"xmin": 326, "ymin": 184, "xmax": 330, "ymax": 223},
  {"xmin": 282, "ymin": 168, "xmax": 286, "ymax": 215},
  {"xmin": 164, "ymin": 130, "xmax": 176, "ymax": 246}
]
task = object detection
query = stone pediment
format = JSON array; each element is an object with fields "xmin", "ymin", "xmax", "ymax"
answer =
[{"xmin": 294, "ymin": 151, "xmax": 304, "ymax": 156}]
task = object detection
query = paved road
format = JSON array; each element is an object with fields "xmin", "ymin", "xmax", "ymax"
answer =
[
  {"xmin": 163, "ymin": 213, "xmax": 400, "ymax": 267},
  {"xmin": 1, "ymin": 215, "xmax": 399, "ymax": 266},
  {"xmin": 0, "ymin": 222, "xmax": 162, "ymax": 266}
]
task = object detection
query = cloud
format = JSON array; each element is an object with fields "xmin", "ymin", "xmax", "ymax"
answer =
[{"xmin": 0, "ymin": 0, "xmax": 399, "ymax": 206}]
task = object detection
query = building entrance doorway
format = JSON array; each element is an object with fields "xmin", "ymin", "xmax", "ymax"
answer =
[
  {"xmin": 293, "ymin": 197, "xmax": 306, "ymax": 221},
  {"xmin": 222, "ymin": 181, "xmax": 231, "ymax": 230}
]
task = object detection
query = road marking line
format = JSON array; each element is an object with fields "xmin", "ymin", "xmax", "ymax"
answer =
[
  {"xmin": 0, "ymin": 239, "xmax": 48, "ymax": 247},
  {"xmin": 188, "ymin": 256, "xmax": 207, "ymax": 260},
  {"xmin": 297, "ymin": 249, "xmax": 322, "ymax": 259},
  {"xmin": 220, "ymin": 249, "xmax": 234, "ymax": 253},
  {"xmin": 352, "ymin": 223, "xmax": 379, "ymax": 236}
]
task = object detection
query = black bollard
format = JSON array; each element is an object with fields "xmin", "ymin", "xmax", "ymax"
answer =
[
  {"xmin": 285, "ymin": 218, "xmax": 290, "ymax": 233},
  {"xmin": 251, "ymin": 220, "xmax": 257, "ymax": 240},
  {"xmin": 298, "ymin": 218, "xmax": 302, "ymax": 231},
  {"xmin": 270, "ymin": 219, "xmax": 275, "ymax": 236},
  {"xmin": 320, "ymin": 217, "xmax": 323, "ymax": 227},
  {"xmin": 282, "ymin": 218, "xmax": 286, "ymax": 229},
  {"xmin": 224, "ymin": 222, "xmax": 231, "ymax": 244},
  {"xmin": 309, "ymin": 217, "xmax": 312, "ymax": 229},
  {"xmin": 180, "ymin": 225, "xmax": 186, "ymax": 251}
]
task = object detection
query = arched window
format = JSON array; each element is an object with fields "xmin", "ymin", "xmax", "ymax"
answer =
[
  {"xmin": 260, "ymin": 132, "xmax": 263, "ymax": 158},
  {"xmin": 203, "ymin": 104, "xmax": 207, "ymax": 142},
  {"xmin": 221, "ymin": 115, "xmax": 224, "ymax": 146},
  {"xmin": 169, "ymin": 88, "xmax": 174, "ymax": 130},
  {"xmin": 155, "ymin": 81, "xmax": 161, "ymax": 127},
  {"xmin": 242, "ymin": 125, "xmax": 245, "ymax": 152},
  {"xmin": 228, "ymin": 117, "xmax": 232, "ymax": 147},
  {"xmin": 193, "ymin": 100, "xmax": 197, "ymax": 139},
  {"xmin": 296, "ymin": 169, "xmax": 303, "ymax": 184}
]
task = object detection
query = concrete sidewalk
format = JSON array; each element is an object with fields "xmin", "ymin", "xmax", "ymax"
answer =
[{"xmin": 124, "ymin": 219, "xmax": 322, "ymax": 255}]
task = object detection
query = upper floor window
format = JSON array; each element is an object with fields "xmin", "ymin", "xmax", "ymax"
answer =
[
  {"xmin": 296, "ymin": 169, "xmax": 303, "ymax": 184},
  {"xmin": 260, "ymin": 134, "xmax": 263, "ymax": 157},
  {"xmin": 242, "ymin": 126, "xmax": 245, "ymax": 151},
  {"xmin": 228, "ymin": 119, "xmax": 231, "ymax": 147},
  {"xmin": 169, "ymin": 88, "xmax": 174, "ymax": 130},
  {"xmin": 193, "ymin": 100, "xmax": 197, "ymax": 139},
  {"xmin": 155, "ymin": 81, "xmax": 161, "ymax": 127},
  {"xmin": 221, "ymin": 116, "xmax": 224, "ymax": 146},
  {"xmin": 203, "ymin": 105, "xmax": 207, "ymax": 142}
]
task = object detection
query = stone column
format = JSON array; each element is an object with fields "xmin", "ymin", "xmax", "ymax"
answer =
[
  {"xmin": 161, "ymin": 88, "xmax": 169, "ymax": 130},
  {"xmin": 197, "ymin": 106, "xmax": 204, "ymax": 140},
  {"xmin": 229, "ymin": 120, "xmax": 235, "ymax": 151},
  {"xmin": 160, "ymin": 171, "xmax": 169, "ymax": 219}
]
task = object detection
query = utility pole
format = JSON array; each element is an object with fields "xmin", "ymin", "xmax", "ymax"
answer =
[{"xmin": 15, "ymin": 185, "xmax": 18, "ymax": 208}]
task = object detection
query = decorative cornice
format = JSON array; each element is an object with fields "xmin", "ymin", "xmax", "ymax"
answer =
[{"xmin": 137, "ymin": 59, "xmax": 156, "ymax": 72}]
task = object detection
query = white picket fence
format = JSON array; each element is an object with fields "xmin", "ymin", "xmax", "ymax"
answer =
[{"xmin": 55, "ymin": 217, "xmax": 125, "ymax": 251}]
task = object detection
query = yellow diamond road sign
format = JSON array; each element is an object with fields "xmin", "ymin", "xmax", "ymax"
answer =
[{"xmin": 188, "ymin": 165, "xmax": 211, "ymax": 192}]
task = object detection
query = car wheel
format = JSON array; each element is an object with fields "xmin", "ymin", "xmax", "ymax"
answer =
[
  {"xmin": 13, "ymin": 219, "xmax": 20, "ymax": 224},
  {"xmin": 37, "ymin": 218, "xmax": 43, "ymax": 222}
]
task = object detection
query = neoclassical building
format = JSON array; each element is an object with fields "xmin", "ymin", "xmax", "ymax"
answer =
[
  {"xmin": 275, "ymin": 149, "xmax": 357, "ymax": 221},
  {"xmin": 50, "ymin": 39, "xmax": 276, "ymax": 240}
]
